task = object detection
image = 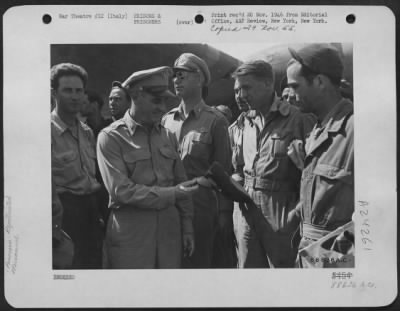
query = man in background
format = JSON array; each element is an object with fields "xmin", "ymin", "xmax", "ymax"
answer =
[
  {"xmin": 81, "ymin": 90, "xmax": 112, "ymax": 138},
  {"xmin": 108, "ymin": 81, "xmax": 131, "ymax": 121}
]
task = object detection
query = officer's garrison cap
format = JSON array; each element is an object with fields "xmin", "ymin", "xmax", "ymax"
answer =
[
  {"xmin": 173, "ymin": 53, "xmax": 211, "ymax": 86},
  {"xmin": 121, "ymin": 66, "xmax": 176, "ymax": 98}
]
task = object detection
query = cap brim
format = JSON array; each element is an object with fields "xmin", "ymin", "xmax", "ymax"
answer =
[
  {"xmin": 173, "ymin": 65, "xmax": 197, "ymax": 72},
  {"xmin": 153, "ymin": 89, "xmax": 177, "ymax": 98},
  {"xmin": 288, "ymin": 47, "xmax": 302, "ymax": 64}
]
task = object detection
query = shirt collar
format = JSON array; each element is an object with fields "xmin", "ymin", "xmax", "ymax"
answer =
[
  {"xmin": 174, "ymin": 99, "xmax": 206, "ymax": 120},
  {"xmin": 246, "ymin": 94, "xmax": 289, "ymax": 119},
  {"xmin": 321, "ymin": 98, "xmax": 353, "ymax": 133},
  {"xmin": 123, "ymin": 110, "xmax": 162, "ymax": 136},
  {"xmin": 51, "ymin": 110, "xmax": 78, "ymax": 136}
]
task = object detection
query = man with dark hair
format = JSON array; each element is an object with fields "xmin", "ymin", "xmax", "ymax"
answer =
[
  {"xmin": 108, "ymin": 82, "xmax": 131, "ymax": 121},
  {"xmin": 231, "ymin": 60, "xmax": 315, "ymax": 268},
  {"xmin": 81, "ymin": 90, "xmax": 112, "ymax": 138},
  {"xmin": 286, "ymin": 43, "xmax": 354, "ymax": 268},
  {"xmin": 97, "ymin": 66, "xmax": 195, "ymax": 269},
  {"xmin": 162, "ymin": 53, "xmax": 233, "ymax": 268},
  {"xmin": 51, "ymin": 63, "xmax": 102, "ymax": 269}
]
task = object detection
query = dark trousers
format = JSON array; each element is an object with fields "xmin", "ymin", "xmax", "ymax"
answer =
[
  {"xmin": 182, "ymin": 187, "xmax": 218, "ymax": 268},
  {"xmin": 59, "ymin": 192, "xmax": 103, "ymax": 269}
]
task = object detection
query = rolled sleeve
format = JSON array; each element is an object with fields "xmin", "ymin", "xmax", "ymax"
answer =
[{"xmin": 97, "ymin": 130, "xmax": 176, "ymax": 210}]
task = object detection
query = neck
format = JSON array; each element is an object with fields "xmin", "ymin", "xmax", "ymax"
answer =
[
  {"xmin": 129, "ymin": 108, "xmax": 154, "ymax": 132},
  {"xmin": 258, "ymin": 93, "xmax": 275, "ymax": 116},
  {"xmin": 316, "ymin": 91, "xmax": 343, "ymax": 125},
  {"xmin": 181, "ymin": 94, "xmax": 202, "ymax": 116},
  {"xmin": 56, "ymin": 107, "xmax": 76, "ymax": 127}
]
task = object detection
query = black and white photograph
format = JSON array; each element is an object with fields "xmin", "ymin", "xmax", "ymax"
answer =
[
  {"xmin": 3, "ymin": 5, "xmax": 397, "ymax": 308},
  {"xmin": 50, "ymin": 42, "xmax": 354, "ymax": 270}
]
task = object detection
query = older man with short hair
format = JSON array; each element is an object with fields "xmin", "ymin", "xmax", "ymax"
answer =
[
  {"xmin": 97, "ymin": 66, "xmax": 196, "ymax": 269},
  {"xmin": 231, "ymin": 60, "xmax": 315, "ymax": 268}
]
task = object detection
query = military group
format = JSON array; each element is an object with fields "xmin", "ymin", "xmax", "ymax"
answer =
[{"xmin": 51, "ymin": 43, "xmax": 354, "ymax": 270}]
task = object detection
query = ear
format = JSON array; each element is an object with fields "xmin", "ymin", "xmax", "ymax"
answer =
[{"xmin": 313, "ymin": 75, "xmax": 325, "ymax": 89}]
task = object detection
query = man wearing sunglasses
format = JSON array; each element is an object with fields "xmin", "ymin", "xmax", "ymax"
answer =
[
  {"xmin": 97, "ymin": 66, "xmax": 196, "ymax": 269},
  {"xmin": 286, "ymin": 44, "xmax": 354, "ymax": 268},
  {"xmin": 162, "ymin": 53, "xmax": 233, "ymax": 268}
]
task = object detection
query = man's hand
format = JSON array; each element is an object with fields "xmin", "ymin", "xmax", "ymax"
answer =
[
  {"xmin": 175, "ymin": 179, "xmax": 199, "ymax": 202},
  {"xmin": 183, "ymin": 233, "xmax": 195, "ymax": 257},
  {"xmin": 287, "ymin": 208, "xmax": 301, "ymax": 232}
]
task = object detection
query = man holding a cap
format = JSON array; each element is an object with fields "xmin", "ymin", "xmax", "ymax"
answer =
[
  {"xmin": 108, "ymin": 81, "xmax": 131, "ymax": 121},
  {"xmin": 286, "ymin": 43, "xmax": 354, "ymax": 267},
  {"xmin": 231, "ymin": 60, "xmax": 315, "ymax": 268},
  {"xmin": 97, "ymin": 66, "xmax": 195, "ymax": 269},
  {"xmin": 162, "ymin": 53, "xmax": 233, "ymax": 268}
]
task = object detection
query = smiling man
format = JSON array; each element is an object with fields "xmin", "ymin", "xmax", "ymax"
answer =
[
  {"xmin": 51, "ymin": 63, "xmax": 103, "ymax": 269},
  {"xmin": 97, "ymin": 66, "xmax": 196, "ymax": 269}
]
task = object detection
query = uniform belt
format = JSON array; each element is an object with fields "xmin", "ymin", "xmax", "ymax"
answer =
[
  {"xmin": 244, "ymin": 176, "xmax": 292, "ymax": 192},
  {"xmin": 301, "ymin": 223, "xmax": 332, "ymax": 241}
]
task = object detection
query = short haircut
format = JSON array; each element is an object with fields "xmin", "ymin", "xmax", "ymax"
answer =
[
  {"xmin": 231, "ymin": 60, "xmax": 275, "ymax": 85},
  {"xmin": 287, "ymin": 58, "xmax": 341, "ymax": 86},
  {"xmin": 111, "ymin": 85, "xmax": 131, "ymax": 102},
  {"xmin": 51, "ymin": 63, "xmax": 88, "ymax": 90},
  {"xmin": 86, "ymin": 90, "xmax": 105, "ymax": 109}
]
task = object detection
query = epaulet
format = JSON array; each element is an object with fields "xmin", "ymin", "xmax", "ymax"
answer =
[
  {"xmin": 79, "ymin": 121, "xmax": 92, "ymax": 132},
  {"xmin": 205, "ymin": 105, "xmax": 225, "ymax": 120},
  {"xmin": 102, "ymin": 119, "xmax": 125, "ymax": 133},
  {"xmin": 165, "ymin": 107, "xmax": 179, "ymax": 115}
]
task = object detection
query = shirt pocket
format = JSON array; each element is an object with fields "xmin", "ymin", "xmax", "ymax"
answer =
[
  {"xmin": 52, "ymin": 150, "xmax": 82, "ymax": 184},
  {"xmin": 313, "ymin": 164, "xmax": 353, "ymax": 185},
  {"xmin": 122, "ymin": 149, "xmax": 152, "ymax": 183},
  {"xmin": 187, "ymin": 129, "xmax": 211, "ymax": 160},
  {"xmin": 158, "ymin": 145, "xmax": 178, "ymax": 183},
  {"xmin": 271, "ymin": 131, "xmax": 293, "ymax": 159}
]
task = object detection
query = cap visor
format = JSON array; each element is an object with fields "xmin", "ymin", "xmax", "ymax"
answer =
[
  {"xmin": 173, "ymin": 65, "xmax": 197, "ymax": 72},
  {"xmin": 157, "ymin": 89, "xmax": 177, "ymax": 98}
]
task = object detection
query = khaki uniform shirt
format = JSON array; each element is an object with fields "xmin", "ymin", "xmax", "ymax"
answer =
[
  {"xmin": 97, "ymin": 111, "xmax": 194, "ymax": 268},
  {"xmin": 241, "ymin": 97, "xmax": 316, "ymax": 231},
  {"xmin": 162, "ymin": 100, "xmax": 232, "ymax": 212},
  {"xmin": 297, "ymin": 99, "xmax": 354, "ymax": 234},
  {"xmin": 51, "ymin": 110, "xmax": 100, "ymax": 195}
]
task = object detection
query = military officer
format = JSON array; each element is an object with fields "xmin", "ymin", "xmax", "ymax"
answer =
[
  {"xmin": 231, "ymin": 60, "xmax": 316, "ymax": 268},
  {"xmin": 286, "ymin": 44, "xmax": 354, "ymax": 267},
  {"xmin": 162, "ymin": 53, "xmax": 233, "ymax": 268},
  {"xmin": 97, "ymin": 67, "xmax": 195, "ymax": 269}
]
